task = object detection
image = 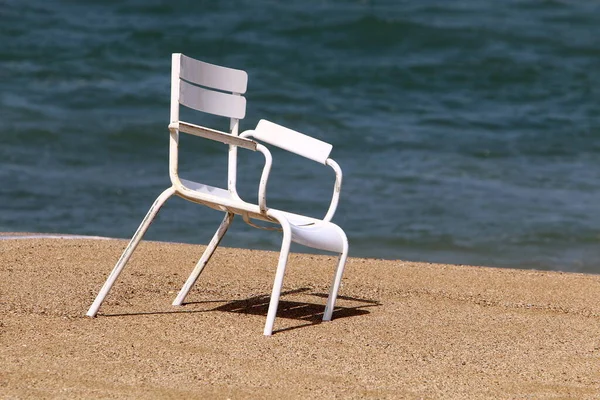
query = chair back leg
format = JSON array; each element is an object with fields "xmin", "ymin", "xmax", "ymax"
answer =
[
  {"xmin": 86, "ymin": 187, "xmax": 176, "ymax": 317},
  {"xmin": 172, "ymin": 212, "xmax": 235, "ymax": 306}
]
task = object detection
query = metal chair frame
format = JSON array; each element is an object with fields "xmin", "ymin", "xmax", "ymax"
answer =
[{"xmin": 87, "ymin": 53, "xmax": 349, "ymax": 336}]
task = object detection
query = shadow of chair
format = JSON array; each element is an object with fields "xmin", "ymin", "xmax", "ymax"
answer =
[{"xmin": 104, "ymin": 288, "xmax": 380, "ymax": 335}]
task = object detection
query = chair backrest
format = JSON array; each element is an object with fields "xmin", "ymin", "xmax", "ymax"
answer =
[
  {"xmin": 170, "ymin": 53, "xmax": 249, "ymax": 194},
  {"xmin": 170, "ymin": 53, "xmax": 248, "ymax": 123}
]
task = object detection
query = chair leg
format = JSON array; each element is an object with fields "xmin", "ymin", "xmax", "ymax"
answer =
[
  {"xmin": 323, "ymin": 232, "xmax": 349, "ymax": 321},
  {"xmin": 263, "ymin": 214, "xmax": 292, "ymax": 336},
  {"xmin": 86, "ymin": 187, "xmax": 176, "ymax": 317},
  {"xmin": 172, "ymin": 212, "xmax": 235, "ymax": 306}
]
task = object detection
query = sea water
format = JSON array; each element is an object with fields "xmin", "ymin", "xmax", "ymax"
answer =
[{"xmin": 2, "ymin": 0, "xmax": 600, "ymax": 273}]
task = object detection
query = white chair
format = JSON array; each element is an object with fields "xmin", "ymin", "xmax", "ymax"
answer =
[{"xmin": 87, "ymin": 53, "xmax": 349, "ymax": 336}]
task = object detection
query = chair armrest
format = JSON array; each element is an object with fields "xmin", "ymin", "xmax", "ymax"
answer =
[
  {"xmin": 252, "ymin": 120, "xmax": 343, "ymax": 221},
  {"xmin": 240, "ymin": 130, "xmax": 272, "ymax": 213},
  {"xmin": 241, "ymin": 129, "xmax": 343, "ymax": 221},
  {"xmin": 169, "ymin": 121, "xmax": 258, "ymax": 151},
  {"xmin": 323, "ymin": 159, "xmax": 343, "ymax": 222},
  {"xmin": 252, "ymin": 120, "xmax": 333, "ymax": 164}
]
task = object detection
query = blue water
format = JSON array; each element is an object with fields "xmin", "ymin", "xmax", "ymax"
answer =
[{"xmin": 2, "ymin": 1, "xmax": 600, "ymax": 273}]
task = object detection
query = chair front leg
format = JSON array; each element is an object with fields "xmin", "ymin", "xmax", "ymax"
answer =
[
  {"xmin": 172, "ymin": 212, "xmax": 235, "ymax": 306},
  {"xmin": 323, "ymin": 231, "xmax": 349, "ymax": 321},
  {"xmin": 86, "ymin": 186, "xmax": 176, "ymax": 317},
  {"xmin": 263, "ymin": 212, "xmax": 292, "ymax": 336}
]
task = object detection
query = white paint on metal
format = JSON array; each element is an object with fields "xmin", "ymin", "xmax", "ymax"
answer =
[
  {"xmin": 228, "ymin": 116, "xmax": 240, "ymax": 197},
  {"xmin": 323, "ymin": 234, "xmax": 349, "ymax": 321},
  {"xmin": 172, "ymin": 212, "xmax": 235, "ymax": 306},
  {"xmin": 240, "ymin": 130, "xmax": 272, "ymax": 212},
  {"xmin": 179, "ymin": 53, "xmax": 248, "ymax": 94},
  {"xmin": 253, "ymin": 119, "xmax": 333, "ymax": 164},
  {"xmin": 87, "ymin": 187, "xmax": 176, "ymax": 317},
  {"xmin": 323, "ymin": 158, "xmax": 342, "ymax": 222},
  {"xmin": 179, "ymin": 79, "xmax": 246, "ymax": 119},
  {"xmin": 171, "ymin": 121, "xmax": 257, "ymax": 150},
  {"xmin": 87, "ymin": 53, "xmax": 350, "ymax": 337},
  {"xmin": 170, "ymin": 53, "xmax": 181, "ymax": 124},
  {"xmin": 262, "ymin": 210, "xmax": 292, "ymax": 336}
]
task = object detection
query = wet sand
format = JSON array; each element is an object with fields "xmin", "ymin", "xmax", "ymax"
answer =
[{"xmin": 1, "ymin": 236, "xmax": 600, "ymax": 399}]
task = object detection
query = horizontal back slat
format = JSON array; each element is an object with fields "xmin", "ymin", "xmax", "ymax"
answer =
[
  {"xmin": 180, "ymin": 80, "xmax": 246, "ymax": 119},
  {"xmin": 254, "ymin": 120, "xmax": 332, "ymax": 164},
  {"xmin": 180, "ymin": 53, "xmax": 248, "ymax": 94}
]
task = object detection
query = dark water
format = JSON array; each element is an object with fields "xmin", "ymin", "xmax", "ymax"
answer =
[{"xmin": 2, "ymin": 1, "xmax": 600, "ymax": 273}]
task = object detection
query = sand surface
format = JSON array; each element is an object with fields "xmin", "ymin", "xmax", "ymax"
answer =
[{"xmin": 1, "ymin": 236, "xmax": 600, "ymax": 399}]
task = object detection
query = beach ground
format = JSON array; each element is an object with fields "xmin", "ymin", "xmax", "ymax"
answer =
[{"xmin": 1, "ymin": 236, "xmax": 600, "ymax": 399}]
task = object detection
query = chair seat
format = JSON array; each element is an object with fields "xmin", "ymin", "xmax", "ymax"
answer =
[
  {"xmin": 180, "ymin": 178, "xmax": 345, "ymax": 253},
  {"xmin": 285, "ymin": 217, "xmax": 345, "ymax": 253},
  {"xmin": 180, "ymin": 179, "xmax": 238, "ymax": 202}
]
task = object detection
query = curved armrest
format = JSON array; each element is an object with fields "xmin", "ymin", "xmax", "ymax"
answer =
[
  {"xmin": 253, "ymin": 119, "xmax": 332, "ymax": 164},
  {"xmin": 323, "ymin": 159, "xmax": 342, "ymax": 222},
  {"xmin": 241, "ymin": 125, "xmax": 343, "ymax": 221},
  {"xmin": 252, "ymin": 120, "xmax": 343, "ymax": 220},
  {"xmin": 240, "ymin": 130, "xmax": 272, "ymax": 213}
]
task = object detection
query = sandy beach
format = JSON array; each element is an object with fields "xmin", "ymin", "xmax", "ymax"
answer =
[{"xmin": 1, "ymin": 235, "xmax": 600, "ymax": 399}]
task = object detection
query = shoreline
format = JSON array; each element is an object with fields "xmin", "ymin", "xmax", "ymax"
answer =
[
  {"xmin": 3, "ymin": 231, "xmax": 598, "ymax": 277},
  {"xmin": 1, "ymin": 235, "xmax": 599, "ymax": 398}
]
